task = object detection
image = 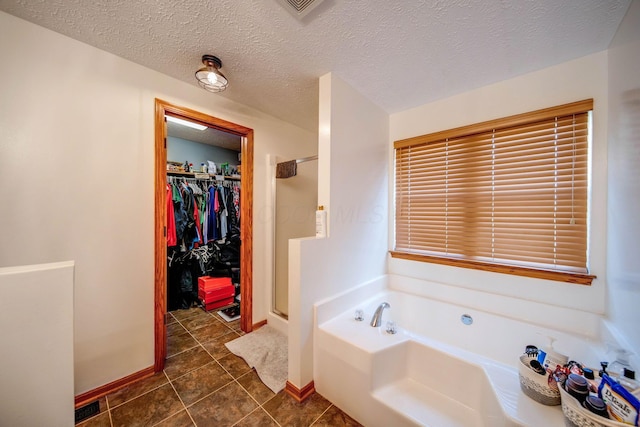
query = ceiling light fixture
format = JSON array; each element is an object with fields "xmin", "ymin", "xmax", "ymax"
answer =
[
  {"xmin": 195, "ymin": 55, "xmax": 228, "ymax": 93},
  {"xmin": 166, "ymin": 115, "xmax": 207, "ymax": 131}
]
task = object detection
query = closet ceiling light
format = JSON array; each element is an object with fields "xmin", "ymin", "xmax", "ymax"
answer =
[
  {"xmin": 166, "ymin": 115, "xmax": 207, "ymax": 130},
  {"xmin": 195, "ymin": 55, "xmax": 228, "ymax": 93}
]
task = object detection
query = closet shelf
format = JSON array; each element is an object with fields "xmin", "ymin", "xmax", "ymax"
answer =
[{"xmin": 167, "ymin": 171, "xmax": 241, "ymax": 181}]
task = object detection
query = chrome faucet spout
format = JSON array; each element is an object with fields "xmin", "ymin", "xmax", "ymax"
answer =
[{"xmin": 370, "ymin": 302, "xmax": 390, "ymax": 327}]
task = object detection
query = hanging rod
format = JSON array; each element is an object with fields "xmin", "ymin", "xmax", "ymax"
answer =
[{"xmin": 296, "ymin": 155, "xmax": 318, "ymax": 164}]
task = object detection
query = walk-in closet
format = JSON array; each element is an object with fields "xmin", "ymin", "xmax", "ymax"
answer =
[{"xmin": 165, "ymin": 116, "xmax": 243, "ymax": 322}]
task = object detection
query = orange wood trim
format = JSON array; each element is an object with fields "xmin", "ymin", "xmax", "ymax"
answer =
[
  {"xmin": 154, "ymin": 100, "xmax": 168, "ymax": 372},
  {"xmin": 74, "ymin": 366, "xmax": 154, "ymax": 408},
  {"xmin": 390, "ymin": 251, "xmax": 595, "ymax": 285},
  {"xmin": 240, "ymin": 130, "xmax": 254, "ymax": 333},
  {"xmin": 161, "ymin": 102, "xmax": 253, "ymax": 136},
  {"xmin": 394, "ymin": 99, "xmax": 594, "ymax": 149},
  {"xmin": 154, "ymin": 99, "xmax": 254, "ymax": 373},
  {"xmin": 285, "ymin": 380, "xmax": 316, "ymax": 403},
  {"xmin": 252, "ymin": 319, "xmax": 267, "ymax": 330}
]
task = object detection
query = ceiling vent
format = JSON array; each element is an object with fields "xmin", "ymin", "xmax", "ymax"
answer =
[{"xmin": 275, "ymin": 0, "xmax": 326, "ymax": 19}]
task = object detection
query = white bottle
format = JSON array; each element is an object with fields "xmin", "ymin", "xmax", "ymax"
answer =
[
  {"xmin": 537, "ymin": 336, "xmax": 568, "ymax": 371},
  {"xmin": 315, "ymin": 205, "xmax": 327, "ymax": 238}
]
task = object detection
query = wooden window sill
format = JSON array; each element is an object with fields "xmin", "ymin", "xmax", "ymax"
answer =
[{"xmin": 389, "ymin": 251, "xmax": 595, "ymax": 285}]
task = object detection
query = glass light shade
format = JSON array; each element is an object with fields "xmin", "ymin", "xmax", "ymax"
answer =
[{"xmin": 195, "ymin": 55, "xmax": 228, "ymax": 92}]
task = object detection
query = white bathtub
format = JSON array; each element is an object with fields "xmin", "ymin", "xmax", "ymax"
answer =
[{"xmin": 314, "ymin": 285, "xmax": 607, "ymax": 427}]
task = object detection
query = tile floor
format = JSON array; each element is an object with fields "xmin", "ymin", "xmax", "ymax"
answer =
[{"xmin": 76, "ymin": 307, "xmax": 362, "ymax": 427}]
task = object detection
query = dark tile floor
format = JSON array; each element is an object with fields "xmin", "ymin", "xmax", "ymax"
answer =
[{"xmin": 76, "ymin": 307, "xmax": 362, "ymax": 427}]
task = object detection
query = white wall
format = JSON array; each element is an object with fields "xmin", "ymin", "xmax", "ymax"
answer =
[
  {"xmin": 607, "ymin": 0, "xmax": 640, "ymax": 354},
  {"xmin": 389, "ymin": 52, "xmax": 609, "ymax": 318},
  {"xmin": 289, "ymin": 73, "xmax": 389, "ymax": 388},
  {"xmin": 0, "ymin": 11, "xmax": 316, "ymax": 395},
  {"xmin": 0, "ymin": 262, "xmax": 74, "ymax": 426}
]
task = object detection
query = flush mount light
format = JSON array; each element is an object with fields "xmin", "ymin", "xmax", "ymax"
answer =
[
  {"xmin": 166, "ymin": 115, "xmax": 207, "ymax": 130},
  {"xmin": 195, "ymin": 55, "xmax": 228, "ymax": 93}
]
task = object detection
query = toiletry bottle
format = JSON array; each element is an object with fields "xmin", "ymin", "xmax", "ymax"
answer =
[
  {"xmin": 537, "ymin": 337, "xmax": 568, "ymax": 371},
  {"xmin": 608, "ymin": 348, "xmax": 633, "ymax": 379},
  {"xmin": 599, "ymin": 361, "xmax": 609, "ymax": 379},
  {"xmin": 620, "ymin": 368, "xmax": 640, "ymax": 398},
  {"xmin": 201, "ymin": 163, "xmax": 207, "ymax": 173},
  {"xmin": 315, "ymin": 205, "xmax": 327, "ymax": 238},
  {"xmin": 583, "ymin": 368, "xmax": 600, "ymax": 393}
]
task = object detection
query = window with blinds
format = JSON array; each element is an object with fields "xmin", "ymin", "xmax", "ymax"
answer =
[{"xmin": 392, "ymin": 99, "xmax": 595, "ymax": 285}]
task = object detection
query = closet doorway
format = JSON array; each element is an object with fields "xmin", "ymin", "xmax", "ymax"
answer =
[{"xmin": 154, "ymin": 99, "xmax": 254, "ymax": 372}]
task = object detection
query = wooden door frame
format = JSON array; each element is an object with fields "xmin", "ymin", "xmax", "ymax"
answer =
[{"xmin": 154, "ymin": 98, "xmax": 254, "ymax": 372}]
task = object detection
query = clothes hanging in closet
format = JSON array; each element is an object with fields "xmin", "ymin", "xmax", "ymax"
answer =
[
  {"xmin": 166, "ymin": 177, "xmax": 241, "ymax": 311},
  {"xmin": 166, "ymin": 178, "xmax": 240, "ymax": 249}
]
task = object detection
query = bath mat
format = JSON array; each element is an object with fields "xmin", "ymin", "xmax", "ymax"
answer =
[{"xmin": 225, "ymin": 325, "xmax": 287, "ymax": 393}]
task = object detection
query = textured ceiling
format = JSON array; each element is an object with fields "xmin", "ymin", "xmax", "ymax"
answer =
[{"xmin": 0, "ymin": 0, "xmax": 631, "ymax": 131}]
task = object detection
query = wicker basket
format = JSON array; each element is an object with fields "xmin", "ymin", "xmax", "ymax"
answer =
[
  {"xmin": 518, "ymin": 354, "xmax": 561, "ymax": 405},
  {"xmin": 559, "ymin": 386, "xmax": 628, "ymax": 427}
]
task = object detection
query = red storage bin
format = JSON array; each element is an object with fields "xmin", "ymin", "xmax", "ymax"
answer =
[
  {"xmin": 198, "ymin": 276, "xmax": 232, "ymax": 291},
  {"xmin": 197, "ymin": 276, "xmax": 235, "ymax": 311},
  {"xmin": 201, "ymin": 297, "xmax": 235, "ymax": 311}
]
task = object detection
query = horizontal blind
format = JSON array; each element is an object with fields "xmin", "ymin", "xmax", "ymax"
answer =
[{"xmin": 395, "ymin": 100, "xmax": 591, "ymax": 274}]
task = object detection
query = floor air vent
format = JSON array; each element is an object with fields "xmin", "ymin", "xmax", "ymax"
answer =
[
  {"xmin": 275, "ymin": 0, "xmax": 326, "ymax": 19},
  {"xmin": 75, "ymin": 400, "xmax": 100, "ymax": 423}
]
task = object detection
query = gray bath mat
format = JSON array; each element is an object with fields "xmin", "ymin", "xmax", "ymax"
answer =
[{"xmin": 225, "ymin": 325, "xmax": 288, "ymax": 393}]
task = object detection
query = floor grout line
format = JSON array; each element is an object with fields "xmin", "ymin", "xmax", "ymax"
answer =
[
  {"xmin": 180, "ymin": 378, "xmax": 236, "ymax": 411},
  {"xmin": 105, "ymin": 395, "xmax": 113, "ymax": 427},
  {"xmin": 167, "ymin": 358, "xmax": 220, "ymax": 383},
  {"xmin": 165, "ymin": 311, "xmax": 335, "ymax": 427},
  {"xmin": 172, "ymin": 343, "xmax": 238, "ymax": 411},
  {"xmin": 157, "ymin": 370, "xmax": 197, "ymax": 427},
  {"xmin": 232, "ymin": 379, "xmax": 283, "ymax": 427},
  {"xmin": 310, "ymin": 403, "xmax": 333, "ymax": 426},
  {"xmin": 107, "ymin": 380, "xmax": 170, "ymax": 411}
]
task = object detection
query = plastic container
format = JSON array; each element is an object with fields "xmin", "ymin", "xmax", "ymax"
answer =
[
  {"xmin": 565, "ymin": 374, "xmax": 590, "ymax": 404},
  {"xmin": 584, "ymin": 368, "xmax": 601, "ymax": 393},
  {"xmin": 583, "ymin": 395, "xmax": 610, "ymax": 419}
]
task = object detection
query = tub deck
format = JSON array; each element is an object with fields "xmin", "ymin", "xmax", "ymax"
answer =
[{"xmin": 315, "ymin": 290, "xmax": 571, "ymax": 427}]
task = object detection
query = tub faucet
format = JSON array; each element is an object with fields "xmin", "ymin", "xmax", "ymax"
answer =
[{"xmin": 370, "ymin": 302, "xmax": 390, "ymax": 327}]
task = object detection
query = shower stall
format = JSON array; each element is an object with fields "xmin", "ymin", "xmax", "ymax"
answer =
[{"xmin": 272, "ymin": 155, "xmax": 318, "ymax": 319}]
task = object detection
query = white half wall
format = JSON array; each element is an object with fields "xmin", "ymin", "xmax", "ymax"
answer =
[
  {"xmin": 388, "ymin": 51, "xmax": 609, "ymax": 319},
  {"xmin": 0, "ymin": 262, "xmax": 74, "ymax": 426},
  {"xmin": 289, "ymin": 73, "xmax": 389, "ymax": 388},
  {"xmin": 0, "ymin": 11, "xmax": 316, "ymax": 394},
  {"xmin": 607, "ymin": 0, "xmax": 640, "ymax": 355}
]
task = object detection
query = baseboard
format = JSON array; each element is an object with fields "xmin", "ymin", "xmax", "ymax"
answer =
[
  {"xmin": 252, "ymin": 319, "xmax": 267, "ymax": 329},
  {"xmin": 74, "ymin": 366, "xmax": 155, "ymax": 408},
  {"xmin": 285, "ymin": 380, "xmax": 315, "ymax": 403}
]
